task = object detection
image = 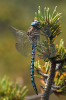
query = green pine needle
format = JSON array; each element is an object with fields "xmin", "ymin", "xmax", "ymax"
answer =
[{"xmin": 51, "ymin": 6, "xmax": 57, "ymax": 19}]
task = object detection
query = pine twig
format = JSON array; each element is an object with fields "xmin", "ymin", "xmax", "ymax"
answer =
[{"xmin": 36, "ymin": 69, "xmax": 49, "ymax": 77}]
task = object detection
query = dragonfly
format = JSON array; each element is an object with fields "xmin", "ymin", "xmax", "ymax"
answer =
[{"xmin": 9, "ymin": 20, "xmax": 40, "ymax": 95}]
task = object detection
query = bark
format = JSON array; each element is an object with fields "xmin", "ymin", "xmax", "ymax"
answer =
[{"xmin": 41, "ymin": 58, "xmax": 56, "ymax": 100}]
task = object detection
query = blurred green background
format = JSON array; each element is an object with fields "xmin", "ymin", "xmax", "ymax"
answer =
[{"xmin": 0, "ymin": 0, "xmax": 66, "ymax": 99}]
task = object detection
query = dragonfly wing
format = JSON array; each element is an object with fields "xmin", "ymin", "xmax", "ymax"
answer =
[
  {"xmin": 16, "ymin": 42, "xmax": 32, "ymax": 57},
  {"xmin": 9, "ymin": 26, "xmax": 29, "ymax": 42},
  {"xmin": 9, "ymin": 26, "xmax": 32, "ymax": 56}
]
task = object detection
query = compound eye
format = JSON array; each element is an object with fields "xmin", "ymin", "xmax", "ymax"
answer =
[
  {"xmin": 31, "ymin": 20, "xmax": 40, "ymax": 27},
  {"xmin": 31, "ymin": 22, "xmax": 36, "ymax": 26}
]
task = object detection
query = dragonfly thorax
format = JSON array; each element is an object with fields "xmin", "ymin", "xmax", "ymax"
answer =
[{"xmin": 27, "ymin": 26, "xmax": 40, "ymax": 45}]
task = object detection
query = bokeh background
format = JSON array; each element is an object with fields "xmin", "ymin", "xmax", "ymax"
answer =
[{"xmin": 0, "ymin": 0, "xmax": 66, "ymax": 100}]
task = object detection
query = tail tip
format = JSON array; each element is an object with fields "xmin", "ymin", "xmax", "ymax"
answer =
[{"xmin": 36, "ymin": 90, "xmax": 38, "ymax": 95}]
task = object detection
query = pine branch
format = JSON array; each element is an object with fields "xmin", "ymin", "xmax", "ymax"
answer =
[
  {"xmin": 41, "ymin": 58, "xmax": 56, "ymax": 100},
  {"xmin": 34, "ymin": 6, "xmax": 66, "ymax": 100}
]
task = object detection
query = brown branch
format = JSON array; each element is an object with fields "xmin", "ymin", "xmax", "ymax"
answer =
[
  {"xmin": 41, "ymin": 58, "xmax": 56, "ymax": 100},
  {"xmin": 25, "ymin": 93, "xmax": 42, "ymax": 100},
  {"xmin": 25, "ymin": 83, "xmax": 65, "ymax": 100}
]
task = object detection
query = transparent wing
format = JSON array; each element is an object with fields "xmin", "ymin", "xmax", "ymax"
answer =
[
  {"xmin": 16, "ymin": 42, "xmax": 31, "ymax": 57},
  {"xmin": 9, "ymin": 26, "xmax": 32, "ymax": 56},
  {"xmin": 41, "ymin": 25, "xmax": 52, "ymax": 39},
  {"xmin": 9, "ymin": 26, "xmax": 29, "ymax": 42},
  {"xmin": 36, "ymin": 41, "xmax": 57, "ymax": 59}
]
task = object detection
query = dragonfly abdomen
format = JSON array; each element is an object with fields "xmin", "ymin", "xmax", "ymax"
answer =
[{"xmin": 30, "ymin": 44, "xmax": 38, "ymax": 95}]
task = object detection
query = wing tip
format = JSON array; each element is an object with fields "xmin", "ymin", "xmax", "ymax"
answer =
[{"xmin": 9, "ymin": 25, "xmax": 17, "ymax": 32}]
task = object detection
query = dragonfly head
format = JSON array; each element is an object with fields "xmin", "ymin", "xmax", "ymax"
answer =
[
  {"xmin": 27, "ymin": 20, "xmax": 40, "ymax": 45},
  {"xmin": 31, "ymin": 20, "xmax": 40, "ymax": 28},
  {"xmin": 27, "ymin": 20, "xmax": 40, "ymax": 36}
]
